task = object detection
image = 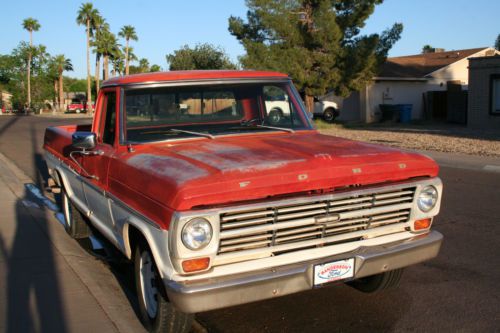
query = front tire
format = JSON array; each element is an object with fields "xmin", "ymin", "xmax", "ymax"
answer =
[
  {"xmin": 323, "ymin": 107, "xmax": 339, "ymax": 123},
  {"xmin": 61, "ymin": 187, "xmax": 90, "ymax": 239},
  {"xmin": 134, "ymin": 241, "xmax": 193, "ymax": 333},
  {"xmin": 348, "ymin": 268, "xmax": 404, "ymax": 293}
]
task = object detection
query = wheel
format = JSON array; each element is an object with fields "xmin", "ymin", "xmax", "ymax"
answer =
[
  {"xmin": 268, "ymin": 108, "xmax": 283, "ymax": 125},
  {"xmin": 75, "ymin": 108, "xmax": 81, "ymax": 114},
  {"xmin": 348, "ymin": 268, "xmax": 404, "ymax": 293},
  {"xmin": 134, "ymin": 241, "xmax": 193, "ymax": 333},
  {"xmin": 61, "ymin": 187, "xmax": 90, "ymax": 239},
  {"xmin": 323, "ymin": 108, "xmax": 339, "ymax": 123}
]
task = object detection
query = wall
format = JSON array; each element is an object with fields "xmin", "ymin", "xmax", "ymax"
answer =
[
  {"xmin": 363, "ymin": 81, "xmax": 429, "ymax": 122},
  {"xmin": 468, "ymin": 56, "xmax": 500, "ymax": 129}
]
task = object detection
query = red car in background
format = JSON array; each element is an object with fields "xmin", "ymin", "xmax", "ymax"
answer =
[{"xmin": 67, "ymin": 99, "xmax": 95, "ymax": 113}]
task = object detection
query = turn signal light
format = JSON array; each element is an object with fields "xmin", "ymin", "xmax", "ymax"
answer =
[
  {"xmin": 182, "ymin": 257, "xmax": 210, "ymax": 273},
  {"xmin": 414, "ymin": 218, "xmax": 431, "ymax": 230}
]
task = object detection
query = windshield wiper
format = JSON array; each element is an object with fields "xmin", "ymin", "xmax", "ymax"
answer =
[
  {"xmin": 168, "ymin": 128, "xmax": 215, "ymax": 139},
  {"xmin": 254, "ymin": 124, "xmax": 295, "ymax": 133},
  {"xmin": 238, "ymin": 119, "xmax": 294, "ymax": 133}
]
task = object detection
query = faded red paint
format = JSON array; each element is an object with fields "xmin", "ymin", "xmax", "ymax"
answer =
[
  {"xmin": 102, "ymin": 70, "xmax": 289, "ymax": 87},
  {"xmin": 44, "ymin": 71, "xmax": 439, "ymax": 230}
]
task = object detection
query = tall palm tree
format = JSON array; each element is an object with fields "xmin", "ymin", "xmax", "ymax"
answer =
[
  {"xmin": 22, "ymin": 17, "xmax": 40, "ymax": 108},
  {"xmin": 98, "ymin": 31, "xmax": 120, "ymax": 80},
  {"xmin": 53, "ymin": 55, "xmax": 73, "ymax": 111},
  {"xmin": 76, "ymin": 3, "xmax": 98, "ymax": 114},
  {"xmin": 91, "ymin": 14, "xmax": 107, "ymax": 95},
  {"xmin": 118, "ymin": 25, "xmax": 138, "ymax": 75}
]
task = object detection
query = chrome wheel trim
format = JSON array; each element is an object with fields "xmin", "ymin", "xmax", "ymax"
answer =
[
  {"xmin": 140, "ymin": 250, "xmax": 159, "ymax": 318},
  {"xmin": 62, "ymin": 192, "xmax": 72, "ymax": 228}
]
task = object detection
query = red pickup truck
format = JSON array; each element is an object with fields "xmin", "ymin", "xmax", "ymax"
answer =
[{"xmin": 44, "ymin": 70, "xmax": 443, "ymax": 333}]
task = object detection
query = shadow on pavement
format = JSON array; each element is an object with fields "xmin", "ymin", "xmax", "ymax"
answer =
[{"xmin": 0, "ymin": 188, "xmax": 68, "ymax": 333}]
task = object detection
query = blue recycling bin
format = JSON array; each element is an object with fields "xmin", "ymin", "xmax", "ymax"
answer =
[{"xmin": 398, "ymin": 104, "xmax": 412, "ymax": 123}]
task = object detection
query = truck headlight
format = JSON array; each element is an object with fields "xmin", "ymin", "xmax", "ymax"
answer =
[
  {"xmin": 417, "ymin": 185, "xmax": 438, "ymax": 212},
  {"xmin": 181, "ymin": 217, "xmax": 213, "ymax": 250}
]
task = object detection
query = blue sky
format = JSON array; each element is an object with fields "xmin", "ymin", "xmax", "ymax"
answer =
[{"xmin": 2, "ymin": 0, "xmax": 499, "ymax": 78}]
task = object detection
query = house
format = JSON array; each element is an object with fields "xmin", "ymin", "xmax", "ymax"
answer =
[
  {"xmin": 336, "ymin": 47, "xmax": 499, "ymax": 123},
  {"xmin": 467, "ymin": 56, "xmax": 500, "ymax": 129}
]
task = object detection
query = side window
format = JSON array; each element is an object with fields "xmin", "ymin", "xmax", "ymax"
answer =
[{"xmin": 101, "ymin": 92, "xmax": 116, "ymax": 145}]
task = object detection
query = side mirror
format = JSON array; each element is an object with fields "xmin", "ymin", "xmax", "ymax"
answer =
[{"xmin": 72, "ymin": 131, "xmax": 96, "ymax": 150}]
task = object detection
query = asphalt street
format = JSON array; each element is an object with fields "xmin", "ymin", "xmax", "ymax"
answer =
[{"xmin": 0, "ymin": 115, "xmax": 498, "ymax": 332}]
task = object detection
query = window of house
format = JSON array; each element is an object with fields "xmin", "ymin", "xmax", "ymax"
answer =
[{"xmin": 492, "ymin": 77, "xmax": 500, "ymax": 114}]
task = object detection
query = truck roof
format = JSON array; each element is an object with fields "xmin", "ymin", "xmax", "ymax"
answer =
[{"xmin": 102, "ymin": 70, "xmax": 289, "ymax": 87}]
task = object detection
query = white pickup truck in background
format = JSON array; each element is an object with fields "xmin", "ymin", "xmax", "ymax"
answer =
[{"xmin": 265, "ymin": 95, "xmax": 339, "ymax": 123}]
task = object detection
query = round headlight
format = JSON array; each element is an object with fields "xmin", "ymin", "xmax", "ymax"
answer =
[
  {"xmin": 417, "ymin": 185, "xmax": 438, "ymax": 212},
  {"xmin": 181, "ymin": 218, "xmax": 213, "ymax": 250}
]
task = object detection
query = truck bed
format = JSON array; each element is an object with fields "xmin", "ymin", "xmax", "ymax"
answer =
[{"xmin": 44, "ymin": 124, "xmax": 92, "ymax": 160}]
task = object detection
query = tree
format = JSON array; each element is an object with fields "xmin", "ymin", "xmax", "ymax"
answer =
[
  {"xmin": 149, "ymin": 64, "xmax": 161, "ymax": 72},
  {"xmin": 53, "ymin": 55, "xmax": 73, "ymax": 111},
  {"xmin": 77, "ymin": 2, "xmax": 98, "ymax": 114},
  {"xmin": 422, "ymin": 44, "xmax": 434, "ymax": 53},
  {"xmin": 228, "ymin": 0, "xmax": 402, "ymax": 112},
  {"xmin": 7, "ymin": 42, "xmax": 53, "ymax": 110},
  {"xmin": 95, "ymin": 30, "xmax": 120, "ymax": 80},
  {"xmin": 110, "ymin": 48, "xmax": 124, "ymax": 77},
  {"xmin": 166, "ymin": 43, "xmax": 237, "ymax": 70},
  {"xmin": 118, "ymin": 25, "xmax": 138, "ymax": 75},
  {"xmin": 91, "ymin": 13, "xmax": 107, "ymax": 95},
  {"xmin": 139, "ymin": 58, "xmax": 150, "ymax": 73},
  {"xmin": 22, "ymin": 17, "xmax": 40, "ymax": 108},
  {"xmin": 495, "ymin": 34, "xmax": 500, "ymax": 51}
]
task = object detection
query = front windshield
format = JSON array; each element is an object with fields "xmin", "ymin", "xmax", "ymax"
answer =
[{"xmin": 123, "ymin": 81, "xmax": 312, "ymax": 143}]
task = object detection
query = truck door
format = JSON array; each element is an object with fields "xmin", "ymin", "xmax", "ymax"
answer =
[{"xmin": 81, "ymin": 88, "xmax": 119, "ymax": 244}]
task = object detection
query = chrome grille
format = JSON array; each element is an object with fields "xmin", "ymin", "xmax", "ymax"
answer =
[{"xmin": 218, "ymin": 187, "xmax": 415, "ymax": 255}]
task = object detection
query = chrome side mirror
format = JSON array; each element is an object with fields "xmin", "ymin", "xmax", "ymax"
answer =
[{"xmin": 72, "ymin": 131, "xmax": 96, "ymax": 150}]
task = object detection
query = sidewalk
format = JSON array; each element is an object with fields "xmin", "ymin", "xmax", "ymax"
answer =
[{"xmin": 0, "ymin": 153, "xmax": 145, "ymax": 333}]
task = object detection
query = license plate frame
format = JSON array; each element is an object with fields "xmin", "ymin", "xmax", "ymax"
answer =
[{"xmin": 313, "ymin": 258, "xmax": 355, "ymax": 286}]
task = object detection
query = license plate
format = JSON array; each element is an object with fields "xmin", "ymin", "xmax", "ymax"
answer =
[{"xmin": 313, "ymin": 258, "xmax": 355, "ymax": 285}]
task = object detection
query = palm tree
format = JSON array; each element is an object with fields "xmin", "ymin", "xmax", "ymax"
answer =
[
  {"xmin": 46, "ymin": 58, "xmax": 60, "ymax": 111},
  {"xmin": 96, "ymin": 30, "xmax": 120, "ymax": 80},
  {"xmin": 53, "ymin": 55, "xmax": 73, "ymax": 111},
  {"xmin": 118, "ymin": 25, "xmax": 138, "ymax": 75},
  {"xmin": 110, "ymin": 48, "xmax": 124, "ymax": 77},
  {"xmin": 22, "ymin": 17, "xmax": 40, "ymax": 108},
  {"xmin": 76, "ymin": 3, "xmax": 98, "ymax": 114},
  {"xmin": 91, "ymin": 14, "xmax": 107, "ymax": 95},
  {"xmin": 139, "ymin": 58, "xmax": 150, "ymax": 73}
]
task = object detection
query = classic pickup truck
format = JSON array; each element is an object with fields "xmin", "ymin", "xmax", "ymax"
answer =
[{"xmin": 44, "ymin": 70, "xmax": 443, "ymax": 333}]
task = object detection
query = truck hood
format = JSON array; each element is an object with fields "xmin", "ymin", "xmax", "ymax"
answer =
[{"xmin": 111, "ymin": 132, "xmax": 438, "ymax": 211}]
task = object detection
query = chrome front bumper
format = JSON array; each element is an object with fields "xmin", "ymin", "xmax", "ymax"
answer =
[{"xmin": 165, "ymin": 230, "xmax": 443, "ymax": 313}]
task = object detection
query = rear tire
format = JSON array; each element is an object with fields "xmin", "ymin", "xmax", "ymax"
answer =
[
  {"xmin": 348, "ymin": 268, "xmax": 404, "ymax": 293},
  {"xmin": 323, "ymin": 108, "xmax": 339, "ymax": 123},
  {"xmin": 268, "ymin": 108, "xmax": 284, "ymax": 125},
  {"xmin": 61, "ymin": 187, "xmax": 90, "ymax": 239},
  {"xmin": 134, "ymin": 241, "xmax": 193, "ymax": 333}
]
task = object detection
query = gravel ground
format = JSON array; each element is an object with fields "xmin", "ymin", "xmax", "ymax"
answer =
[{"xmin": 317, "ymin": 121, "xmax": 500, "ymax": 157}]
